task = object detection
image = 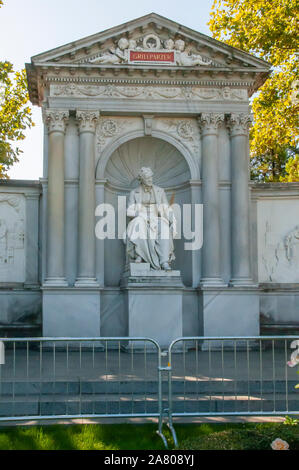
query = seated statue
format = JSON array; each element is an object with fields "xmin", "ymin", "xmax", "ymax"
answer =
[
  {"xmin": 174, "ymin": 39, "xmax": 211, "ymax": 67},
  {"xmin": 125, "ymin": 167, "xmax": 176, "ymax": 271}
]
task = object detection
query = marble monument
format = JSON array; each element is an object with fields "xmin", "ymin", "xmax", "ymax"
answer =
[{"xmin": 0, "ymin": 13, "xmax": 298, "ymax": 343}]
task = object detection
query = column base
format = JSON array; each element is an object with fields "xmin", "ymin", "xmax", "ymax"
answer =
[
  {"xmin": 74, "ymin": 277, "xmax": 99, "ymax": 288},
  {"xmin": 229, "ymin": 278, "xmax": 258, "ymax": 287},
  {"xmin": 43, "ymin": 278, "xmax": 68, "ymax": 288},
  {"xmin": 200, "ymin": 277, "xmax": 227, "ymax": 288}
]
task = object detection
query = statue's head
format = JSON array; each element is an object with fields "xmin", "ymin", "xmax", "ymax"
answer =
[
  {"xmin": 128, "ymin": 39, "xmax": 137, "ymax": 49},
  {"xmin": 118, "ymin": 37, "xmax": 129, "ymax": 50},
  {"xmin": 175, "ymin": 39, "xmax": 185, "ymax": 52},
  {"xmin": 138, "ymin": 167, "xmax": 153, "ymax": 187},
  {"xmin": 164, "ymin": 39, "xmax": 174, "ymax": 50}
]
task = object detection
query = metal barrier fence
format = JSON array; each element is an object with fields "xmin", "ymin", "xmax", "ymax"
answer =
[
  {"xmin": 167, "ymin": 336, "xmax": 299, "ymax": 447},
  {"xmin": 0, "ymin": 335, "xmax": 298, "ymax": 448},
  {"xmin": 0, "ymin": 337, "xmax": 168, "ymax": 447}
]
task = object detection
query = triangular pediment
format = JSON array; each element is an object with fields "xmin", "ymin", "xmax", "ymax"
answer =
[
  {"xmin": 27, "ymin": 13, "xmax": 271, "ymax": 105},
  {"xmin": 31, "ymin": 13, "xmax": 270, "ymax": 70}
]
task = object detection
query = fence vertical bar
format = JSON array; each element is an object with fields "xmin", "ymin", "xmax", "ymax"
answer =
[
  {"xmin": 156, "ymin": 343, "xmax": 168, "ymax": 449},
  {"xmin": 166, "ymin": 340, "xmax": 178, "ymax": 448},
  {"xmin": 13, "ymin": 341, "xmax": 16, "ymax": 418},
  {"xmin": 66, "ymin": 342, "xmax": 69, "ymax": 416},
  {"xmin": 285, "ymin": 339, "xmax": 289, "ymax": 413},
  {"xmin": 247, "ymin": 340, "xmax": 250, "ymax": 412},
  {"xmin": 260, "ymin": 338, "xmax": 263, "ymax": 412},
  {"xmin": 234, "ymin": 340, "xmax": 237, "ymax": 412},
  {"xmin": 39, "ymin": 341, "xmax": 42, "ymax": 417},
  {"xmin": 272, "ymin": 340, "xmax": 276, "ymax": 412},
  {"xmin": 208, "ymin": 340, "xmax": 212, "ymax": 412}
]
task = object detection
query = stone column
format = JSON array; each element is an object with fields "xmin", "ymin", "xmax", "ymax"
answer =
[
  {"xmin": 95, "ymin": 180, "xmax": 106, "ymax": 287},
  {"xmin": 75, "ymin": 110, "xmax": 99, "ymax": 287},
  {"xmin": 44, "ymin": 109, "xmax": 69, "ymax": 286},
  {"xmin": 198, "ymin": 113, "xmax": 225, "ymax": 287},
  {"xmin": 24, "ymin": 192, "xmax": 40, "ymax": 287},
  {"xmin": 227, "ymin": 113, "xmax": 253, "ymax": 285},
  {"xmin": 189, "ymin": 180, "xmax": 202, "ymax": 287}
]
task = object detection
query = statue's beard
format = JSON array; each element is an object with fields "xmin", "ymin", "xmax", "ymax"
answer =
[{"xmin": 142, "ymin": 182, "xmax": 152, "ymax": 192}]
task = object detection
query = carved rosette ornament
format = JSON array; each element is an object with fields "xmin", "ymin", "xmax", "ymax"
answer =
[
  {"xmin": 226, "ymin": 113, "xmax": 253, "ymax": 137},
  {"xmin": 76, "ymin": 110, "xmax": 99, "ymax": 133},
  {"xmin": 198, "ymin": 113, "xmax": 225, "ymax": 135},
  {"xmin": 44, "ymin": 109, "xmax": 69, "ymax": 134}
]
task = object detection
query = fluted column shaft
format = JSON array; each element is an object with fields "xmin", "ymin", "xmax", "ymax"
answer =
[
  {"xmin": 44, "ymin": 109, "xmax": 69, "ymax": 286},
  {"xmin": 198, "ymin": 113, "xmax": 225, "ymax": 286},
  {"xmin": 75, "ymin": 110, "xmax": 99, "ymax": 287},
  {"xmin": 227, "ymin": 113, "xmax": 252, "ymax": 285}
]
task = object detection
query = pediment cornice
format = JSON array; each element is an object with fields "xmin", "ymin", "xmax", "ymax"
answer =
[{"xmin": 26, "ymin": 13, "xmax": 271, "ymax": 105}]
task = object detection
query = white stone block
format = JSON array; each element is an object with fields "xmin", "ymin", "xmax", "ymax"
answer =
[
  {"xmin": 43, "ymin": 289, "xmax": 101, "ymax": 338},
  {"xmin": 127, "ymin": 289, "xmax": 183, "ymax": 349},
  {"xmin": 201, "ymin": 288, "xmax": 260, "ymax": 349}
]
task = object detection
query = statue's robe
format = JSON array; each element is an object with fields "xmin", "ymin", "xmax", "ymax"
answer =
[{"xmin": 126, "ymin": 184, "xmax": 175, "ymax": 270}]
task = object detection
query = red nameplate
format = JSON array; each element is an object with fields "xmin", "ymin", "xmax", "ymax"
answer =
[{"xmin": 129, "ymin": 50, "xmax": 175, "ymax": 64}]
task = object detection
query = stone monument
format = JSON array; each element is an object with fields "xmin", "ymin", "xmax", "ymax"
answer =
[
  {"xmin": 122, "ymin": 166, "xmax": 183, "ymax": 347},
  {"xmin": 0, "ymin": 13, "xmax": 297, "ymax": 344}
]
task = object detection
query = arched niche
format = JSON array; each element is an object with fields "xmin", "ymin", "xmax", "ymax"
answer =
[{"xmin": 96, "ymin": 136, "xmax": 193, "ymax": 287}]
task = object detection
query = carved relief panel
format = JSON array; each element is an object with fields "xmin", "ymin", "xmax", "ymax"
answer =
[
  {"xmin": 0, "ymin": 194, "xmax": 25, "ymax": 283},
  {"xmin": 95, "ymin": 116, "xmax": 200, "ymax": 181},
  {"xmin": 257, "ymin": 199, "xmax": 299, "ymax": 283}
]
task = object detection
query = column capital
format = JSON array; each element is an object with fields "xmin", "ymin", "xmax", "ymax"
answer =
[
  {"xmin": 44, "ymin": 109, "xmax": 69, "ymax": 134},
  {"xmin": 76, "ymin": 110, "xmax": 100, "ymax": 133},
  {"xmin": 198, "ymin": 113, "xmax": 225, "ymax": 136},
  {"xmin": 226, "ymin": 113, "xmax": 253, "ymax": 137}
]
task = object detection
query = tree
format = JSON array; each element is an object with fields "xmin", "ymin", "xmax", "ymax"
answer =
[
  {"xmin": 0, "ymin": 1, "xmax": 34, "ymax": 178},
  {"xmin": 209, "ymin": 0, "xmax": 299, "ymax": 182}
]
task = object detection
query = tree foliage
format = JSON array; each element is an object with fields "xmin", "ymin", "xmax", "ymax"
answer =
[
  {"xmin": 0, "ymin": 1, "xmax": 33, "ymax": 178},
  {"xmin": 209, "ymin": 0, "xmax": 299, "ymax": 182}
]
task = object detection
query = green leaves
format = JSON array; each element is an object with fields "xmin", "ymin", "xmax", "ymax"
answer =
[
  {"xmin": 0, "ymin": 62, "xmax": 34, "ymax": 178},
  {"xmin": 209, "ymin": 0, "xmax": 299, "ymax": 182}
]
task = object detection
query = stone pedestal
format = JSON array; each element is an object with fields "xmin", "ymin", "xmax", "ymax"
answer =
[
  {"xmin": 42, "ymin": 287, "xmax": 101, "ymax": 339},
  {"xmin": 121, "ymin": 263, "xmax": 183, "ymax": 349},
  {"xmin": 200, "ymin": 287, "xmax": 260, "ymax": 349}
]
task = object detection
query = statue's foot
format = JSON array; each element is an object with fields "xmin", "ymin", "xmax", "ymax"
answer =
[
  {"xmin": 135, "ymin": 256, "xmax": 142, "ymax": 263},
  {"xmin": 161, "ymin": 262, "xmax": 171, "ymax": 271}
]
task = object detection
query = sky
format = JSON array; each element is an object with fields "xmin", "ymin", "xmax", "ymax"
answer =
[{"xmin": 1, "ymin": 0, "xmax": 214, "ymax": 180}]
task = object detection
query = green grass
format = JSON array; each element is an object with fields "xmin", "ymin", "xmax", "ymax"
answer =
[{"xmin": 0, "ymin": 422, "xmax": 298, "ymax": 450}]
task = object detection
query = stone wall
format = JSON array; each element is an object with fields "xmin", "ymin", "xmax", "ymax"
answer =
[
  {"xmin": 252, "ymin": 182, "xmax": 299, "ymax": 326},
  {"xmin": 0, "ymin": 180, "xmax": 42, "ymax": 328},
  {"xmin": 0, "ymin": 179, "xmax": 298, "ymax": 334}
]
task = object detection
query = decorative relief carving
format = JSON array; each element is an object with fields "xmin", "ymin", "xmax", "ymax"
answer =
[
  {"xmin": 143, "ymin": 34, "xmax": 161, "ymax": 50},
  {"xmin": 177, "ymin": 121, "xmax": 194, "ymax": 140},
  {"xmin": 51, "ymin": 83, "xmax": 247, "ymax": 101},
  {"xmin": 0, "ymin": 194, "xmax": 25, "ymax": 282},
  {"xmin": 77, "ymin": 35, "xmax": 212, "ymax": 67},
  {"xmin": 76, "ymin": 110, "xmax": 99, "ymax": 133},
  {"xmin": 227, "ymin": 113, "xmax": 253, "ymax": 136},
  {"xmin": 96, "ymin": 117, "xmax": 138, "ymax": 153},
  {"xmin": 157, "ymin": 118, "xmax": 200, "ymax": 155},
  {"xmin": 174, "ymin": 39, "xmax": 210, "ymax": 67},
  {"xmin": 260, "ymin": 220, "xmax": 299, "ymax": 283},
  {"xmin": 198, "ymin": 113, "xmax": 225, "ymax": 134},
  {"xmin": 100, "ymin": 119, "xmax": 118, "ymax": 137},
  {"xmin": 284, "ymin": 226, "xmax": 299, "ymax": 262},
  {"xmin": 44, "ymin": 109, "xmax": 69, "ymax": 133}
]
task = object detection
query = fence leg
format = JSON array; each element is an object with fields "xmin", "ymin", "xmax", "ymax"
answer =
[
  {"xmin": 156, "ymin": 358, "xmax": 168, "ymax": 448},
  {"xmin": 166, "ymin": 363, "xmax": 178, "ymax": 448}
]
